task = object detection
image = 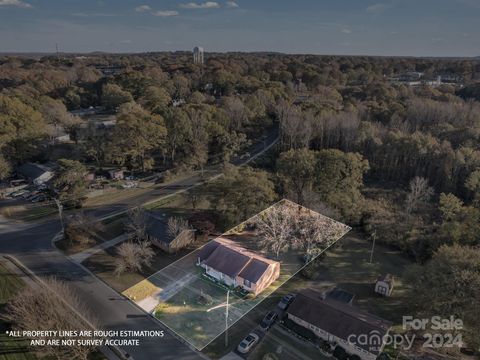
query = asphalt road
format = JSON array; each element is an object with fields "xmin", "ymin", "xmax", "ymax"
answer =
[{"xmin": 0, "ymin": 128, "xmax": 279, "ymax": 360}]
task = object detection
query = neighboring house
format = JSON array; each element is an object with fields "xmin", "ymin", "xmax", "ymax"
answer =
[
  {"xmin": 16, "ymin": 163, "xmax": 55, "ymax": 186},
  {"xmin": 287, "ymin": 289, "xmax": 392, "ymax": 360},
  {"xmin": 69, "ymin": 106, "xmax": 104, "ymax": 117},
  {"xmin": 375, "ymin": 274, "xmax": 394, "ymax": 297},
  {"xmin": 144, "ymin": 211, "xmax": 194, "ymax": 253},
  {"xmin": 108, "ymin": 169, "xmax": 124, "ymax": 180},
  {"xmin": 197, "ymin": 237, "xmax": 280, "ymax": 296},
  {"xmin": 84, "ymin": 172, "xmax": 96, "ymax": 182}
]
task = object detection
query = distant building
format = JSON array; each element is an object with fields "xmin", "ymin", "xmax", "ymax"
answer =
[
  {"xmin": 197, "ymin": 237, "xmax": 280, "ymax": 296},
  {"xmin": 375, "ymin": 274, "xmax": 394, "ymax": 297},
  {"xmin": 287, "ymin": 289, "xmax": 392, "ymax": 360},
  {"xmin": 69, "ymin": 106, "xmax": 105, "ymax": 117},
  {"xmin": 193, "ymin": 46, "xmax": 204, "ymax": 64},
  {"xmin": 108, "ymin": 169, "xmax": 124, "ymax": 180},
  {"xmin": 16, "ymin": 163, "xmax": 55, "ymax": 186}
]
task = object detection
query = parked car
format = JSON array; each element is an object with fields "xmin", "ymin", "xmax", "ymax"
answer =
[
  {"xmin": 122, "ymin": 181, "xmax": 138, "ymax": 189},
  {"xmin": 21, "ymin": 191, "xmax": 35, "ymax": 199},
  {"xmin": 237, "ymin": 333, "xmax": 259, "ymax": 354},
  {"xmin": 277, "ymin": 294, "xmax": 296, "ymax": 310},
  {"xmin": 25, "ymin": 191, "xmax": 40, "ymax": 200},
  {"xmin": 11, "ymin": 189, "xmax": 29, "ymax": 198},
  {"xmin": 260, "ymin": 310, "xmax": 278, "ymax": 331},
  {"xmin": 9, "ymin": 179, "xmax": 27, "ymax": 187},
  {"xmin": 31, "ymin": 194, "xmax": 47, "ymax": 203}
]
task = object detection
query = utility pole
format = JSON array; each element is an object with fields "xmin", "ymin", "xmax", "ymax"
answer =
[
  {"xmin": 54, "ymin": 198, "xmax": 64, "ymax": 234},
  {"xmin": 369, "ymin": 230, "xmax": 377, "ymax": 264},
  {"xmin": 205, "ymin": 289, "xmax": 231, "ymax": 347},
  {"xmin": 225, "ymin": 290, "xmax": 230, "ymax": 347}
]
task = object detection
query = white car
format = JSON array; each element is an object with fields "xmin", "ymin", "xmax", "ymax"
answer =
[
  {"xmin": 122, "ymin": 181, "xmax": 138, "ymax": 189},
  {"xmin": 237, "ymin": 333, "xmax": 259, "ymax": 354}
]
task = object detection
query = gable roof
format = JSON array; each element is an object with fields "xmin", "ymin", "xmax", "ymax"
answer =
[
  {"xmin": 238, "ymin": 258, "xmax": 270, "ymax": 283},
  {"xmin": 287, "ymin": 289, "xmax": 392, "ymax": 355},
  {"xmin": 377, "ymin": 274, "xmax": 394, "ymax": 285},
  {"xmin": 203, "ymin": 245, "xmax": 251, "ymax": 278},
  {"xmin": 144, "ymin": 211, "xmax": 172, "ymax": 245},
  {"xmin": 200, "ymin": 237, "xmax": 278, "ymax": 283},
  {"xmin": 198, "ymin": 240, "xmax": 221, "ymax": 262},
  {"xmin": 17, "ymin": 162, "xmax": 53, "ymax": 180}
]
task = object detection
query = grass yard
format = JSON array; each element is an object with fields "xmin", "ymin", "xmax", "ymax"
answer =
[
  {"xmin": 154, "ymin": 278, "xmax": 233, "ymax": 346},
  {"xmin": 249, "ymin": 325, "xmax": 329, "ymax": 360},
  {"xmin": 314, "ymin": 233, "xmax": 412, "ymax": 326},
  {"xmin": 203, "ymin": 232, "xmax": 413, "ymax": 360},
  {"xmin": 84, "ymin": 243, "xmax": 195, "ymax": 293},
  {"xmin": 1, "ymin": 204, "xmax": 57, "ymax": 222},
  {"xmin": 124, "ymin": 226, "xmax": 349, "ymax": 350},
  {"xmin": 0, "ymin": 261, "xmax": 36, "ymax": 360},
  {"xmin": 121, "ymin": 202, "xmax": 351, "ymax": 351}
]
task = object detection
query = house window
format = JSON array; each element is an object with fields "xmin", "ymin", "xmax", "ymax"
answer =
[
  {"xmin": 377, "ymin": 285, "xmax": 387, "ymax": 295},
  {"xmin": 243, "ymin": 279, "xmax": 251, "ymax": 288}
]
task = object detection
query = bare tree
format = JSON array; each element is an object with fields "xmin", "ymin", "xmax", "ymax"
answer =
[
  {"xmin": 405, "ymin": 176, "xmax": 434, "ymax": 214},
  {"xmin": 222, "ymin": 97, "xmax": 249, "ymax": 131},
  {"xmin": 167, "ymin": 216, "xmax": 190, "ymax": 238},
  {"xmin": 2, "ymin": 277, "xmax": 99, "ymax": 360},
  {"xmin": 254, "ymin": 201, "xmax": 299, "ymax": 259},
  {"xmin": 64, "ymin": 212, "xmax": 105, "ymax": 246},
  {"xmin": 114, "ymin": 241, "xmax": 155, "ymax": 276},
  {"xmin": 276, "ymin": 100, "xmax": 312, "ymax": 150},
  {"xmin": 125, "ymin": 207, "xmax": 147, "ymax": 241},
  {"xmin": 295, "ymin": 212, "xmax": 347, "ymax": 263}
]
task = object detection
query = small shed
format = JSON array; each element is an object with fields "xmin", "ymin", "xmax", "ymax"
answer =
[{"xmin": 375, "ymin": 274, "xmax": 394, "ymax": 297}]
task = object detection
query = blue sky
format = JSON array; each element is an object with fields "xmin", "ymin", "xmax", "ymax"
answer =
[{"xmin": 0, "ymin": 0, "xmax": 479, "ymax": 56}]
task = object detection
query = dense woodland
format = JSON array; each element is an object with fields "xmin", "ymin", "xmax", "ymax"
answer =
[{"xmin": 1, "ymin": 52, "xmax": 480, "ymax": 349}]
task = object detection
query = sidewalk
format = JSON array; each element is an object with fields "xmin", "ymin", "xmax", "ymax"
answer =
[
  {"xmin": 136, "ymin": 272, "xmax": 197, "ymax": 313},
  {"xmin": 69, "ymin": 233, "xmax": 130, "ymax": 264}
]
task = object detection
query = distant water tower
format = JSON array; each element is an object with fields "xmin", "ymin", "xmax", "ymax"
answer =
[{"xmin": 193, "ymin": 46, "xmax": 204, "ymax": 64}]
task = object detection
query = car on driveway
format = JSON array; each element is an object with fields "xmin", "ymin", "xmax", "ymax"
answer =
[
  {"xmin": 237, "ymin": 333, "xmax": 259, "ymax": 354},
  {"xmin": 260, "ymin": 310, "xmax": 278, "ymax": 331},
  {"xmin": 277, "ymin": 293, "xmax": 296, "ymax": 310}
]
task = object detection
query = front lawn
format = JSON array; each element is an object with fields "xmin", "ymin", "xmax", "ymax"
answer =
[
  {"xmin": 203, "ymin": 233, "xmax": 413, "ymax": 359},
  {"xmin": 84, "ymin": 243, "xmax": 194, "ymax": 293}
]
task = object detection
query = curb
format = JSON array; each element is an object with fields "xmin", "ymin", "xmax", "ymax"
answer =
[{"xmin": 1, "ymin": 254, "xmax": 129, "ymax": 360}]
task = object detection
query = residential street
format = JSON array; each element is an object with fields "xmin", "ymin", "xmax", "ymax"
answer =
[{"xmin": 0, "ymin": 130, "xmax": 279, "ymax": 360}]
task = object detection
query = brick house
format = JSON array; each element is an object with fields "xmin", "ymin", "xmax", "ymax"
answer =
[{"xmin": 197, "ymin": 237, "xmax": 280, "ymax": 296}]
